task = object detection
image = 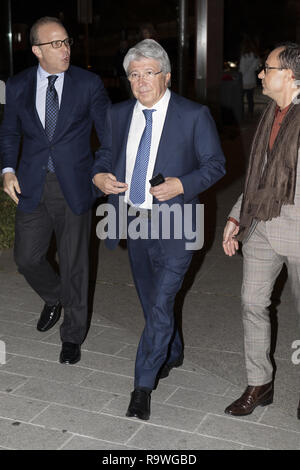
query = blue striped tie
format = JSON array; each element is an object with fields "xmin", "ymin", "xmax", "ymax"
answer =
[
  {"xmin": 45, "ymin": 75, "xmax": 59, "ymax": 172},
  {"xmin": 130, "ymin": 109, "xmax": 156, "ymax": 205}
]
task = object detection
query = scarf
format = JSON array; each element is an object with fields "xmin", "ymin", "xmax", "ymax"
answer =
[{"xmin": 237, "ymin": 98, "xmax": 300, "ymax": 242}]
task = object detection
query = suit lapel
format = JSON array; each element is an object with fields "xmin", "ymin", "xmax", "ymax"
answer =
[
  {"xmin": 114, "ymin": 100, "xmax": 136, "ymax": 181},
  {"xmin": 153, "ymin": 93, "xmax": 182, "ymax": 175},
  {"xmin": 52, "ymin": 67, "xmax": 75, "ymax": 141},
  {"xmin": 26, "ymin": 67, "xmax": 48, "ymax": 139}
]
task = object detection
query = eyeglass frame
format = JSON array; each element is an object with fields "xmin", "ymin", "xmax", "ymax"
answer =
[
  {"xmin": 127, "ymin": 70, "xmax": 163, "ymax": 82},
  {"xmin": 262, "ymin": 64, "xmax": 287, "ymax": 74},
  {"xmin": 34, "ymin": 37, "xmax": 73, "ymax": 49}
]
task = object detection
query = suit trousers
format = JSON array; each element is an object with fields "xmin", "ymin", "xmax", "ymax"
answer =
[
  {"xmin": 127, "ymin": 228, "xmax": 193, "ymax": 391},
  {"xmin": 14, "ymin": 173, "xmax": 91, "ymax": 344},
  {"xmin": 241, "ymin": 220, "xmax": 300, "ymax": 385}
]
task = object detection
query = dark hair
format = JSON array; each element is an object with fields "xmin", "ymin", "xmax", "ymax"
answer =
[
  {"xmin": 277, "ymin": 42, "xmax": 300, "ymax": 80},
  {"xmin": 30, "ymin": 16, "xmax": 65, "ymax": 45}
]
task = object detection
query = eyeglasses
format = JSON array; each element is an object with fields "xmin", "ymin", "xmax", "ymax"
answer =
[
  {"xmin": 35, "ymin": 38, "xmax": 73, "ymax": 48},
  {"xmin": 262, "ymin": 64, "xmax": 287, "ymax": 74},
  {"xmin": 127, "ymin": 70, "xmax": 163, "ymax": 82}
]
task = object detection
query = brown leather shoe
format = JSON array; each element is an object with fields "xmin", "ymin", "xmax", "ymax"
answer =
[{"xmin": 225, "ymin": 382, "xmax": 273, "ymax": 416}]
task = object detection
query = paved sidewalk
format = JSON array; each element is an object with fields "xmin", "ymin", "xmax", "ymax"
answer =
[{"xmin": 0, "ymin": 111, "xmax": 300, "ymax": 450}]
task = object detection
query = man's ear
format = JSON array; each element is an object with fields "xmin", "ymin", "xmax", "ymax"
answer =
[{"xmin": 32, "ymin": 45, "xmax": 42, "ymax": 60}]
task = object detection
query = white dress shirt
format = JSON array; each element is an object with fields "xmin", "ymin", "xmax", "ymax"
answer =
[
  {"xmin": 2, "ymin": 65, "xmax": 64, "ymax": 174},
  {"xmin": 125, "ymin": 88, "xmax": 171, "ymax": 209}
]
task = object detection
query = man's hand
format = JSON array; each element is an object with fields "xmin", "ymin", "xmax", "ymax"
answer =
[
  {"xmin": 93, "ymin": 172, "xmax": 128, "ymax": 195},
  {"xmin": 3, "ymin": 172, "xmax": 21, "ymax": 204},
  {"xmin": 150, "ymin": 177, "xmax": 184, "ymax": 202},
  {"xmin": 222, "ymin": 220, "xmax": 239, "ymax": 256}
]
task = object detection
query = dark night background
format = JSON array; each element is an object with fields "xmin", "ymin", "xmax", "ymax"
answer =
[{"xmin": 1, "ymin": 0, "xmax": 300, "ymax": 101}]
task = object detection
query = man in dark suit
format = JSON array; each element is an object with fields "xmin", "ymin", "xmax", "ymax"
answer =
[
  {"xmin": 93, "ymin": 39, "xmax": 225, "ymax": 420},
  {"xmin": 0, "ymin": 17, "xmax": 110, "ymax": 364}
]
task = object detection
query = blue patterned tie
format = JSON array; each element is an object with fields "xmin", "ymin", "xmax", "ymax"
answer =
[
  {"xmin": 45, "ymin": 75, "xmax": 59, "ymax": 172},
  {"xmin": 130, "ymin": 109, "xmax": 156, "ymax": 205}
]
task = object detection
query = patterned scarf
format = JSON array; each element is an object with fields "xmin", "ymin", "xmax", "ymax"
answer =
[{"xmin": 237, "ymin": 98, "xmax": 300, "ymax": 242}]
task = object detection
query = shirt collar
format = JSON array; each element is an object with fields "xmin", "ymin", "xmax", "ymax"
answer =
[
  {"xmin": 37, "ymin": 64, "xmax": 64, "ymax": 81},
  {"xmin": 136, "ymin": 88, "xmax": 171, "ymax": 113}
]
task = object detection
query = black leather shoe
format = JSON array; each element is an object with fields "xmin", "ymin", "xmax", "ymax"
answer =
[
  {"xmin": 297, "ymin": 399, "xmax": 300, "ymax": 420},
  {"xmin": 225, "ymin": 382, "xmax": 273, "ymax": 416},
  {"xmin": 126, "ymin": 389, "xmax": 151, "ymax": 420},
  {"xmin": 59, "ymin": 342, "xmax": 81, "ymax": 364},
  {"xmin": 158, "ymin": 354, "xmax": 184, "ymax": 379},
  {"xmin": 37, "ymin": 302, "xmax": 62, "ymax": 332}
]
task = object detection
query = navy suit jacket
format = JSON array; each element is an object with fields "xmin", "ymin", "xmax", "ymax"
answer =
[
  {"xmin": 0, "ymin": 65, "xmax": 110, "ymax": 214},
  {"xmin": 92, "ymin": 92, "xmax": 226, "ymax": 254}
]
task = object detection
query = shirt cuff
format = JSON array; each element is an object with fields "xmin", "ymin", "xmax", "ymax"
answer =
[
  {"xmin": 2, "ymin": 168, "xmax": 15, "ymax": 175},
  {"xmin": 227, "ymin": 217, "xmax": 239, "ymax": 226}
]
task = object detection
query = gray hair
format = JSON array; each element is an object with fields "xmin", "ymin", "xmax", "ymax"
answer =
[
  {"xmin": 123, "ymin": 39, "xmax": 171, "ymax": 76},
  {"xmin": 277, "ymin": 42, "xmax": 300, "ymax": 81},
  {"xmin": 30, "ymin": 16, "xmax": 65, "ymax": 46}
]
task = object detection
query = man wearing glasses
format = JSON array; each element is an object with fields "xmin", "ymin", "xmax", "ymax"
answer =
[
  {"xmin": 223, "ymin": 43, "xmax": 300, "ymax": 419},
  {"xmin": 0, "ymin": 17, "xmax": 110, "ymax": 364},
  {"xmin": 93, "ymin": 39, "xmax": 225, "ymax": 420}
]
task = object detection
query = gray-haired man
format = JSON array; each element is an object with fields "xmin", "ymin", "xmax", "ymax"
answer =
[{"xmin": 93, "ymin": 39, "xmax": 225, "ymax": 420}]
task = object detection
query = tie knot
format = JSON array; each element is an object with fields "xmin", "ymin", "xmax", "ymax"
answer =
[
  {"xmin": 47, "ymin": 75, "xmax": 58, "ymax": 90},
  {"xmin": 143, "ymin": 109, "xmax": 156, "ymax": 121}
]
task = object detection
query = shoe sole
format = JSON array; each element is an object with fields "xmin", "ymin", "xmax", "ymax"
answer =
[
  {"xmin": 126, "ymin": 410, "xmax": 150, "ymax": 420},
  {"xmin": 59, "ymin": 359, "xmax": 81, "ymax": 365}
]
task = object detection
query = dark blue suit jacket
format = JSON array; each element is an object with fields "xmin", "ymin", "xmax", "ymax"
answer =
[
  {"xmin": 92, "ymin": 92, "xmax": 226, "ymax": 253},
  {"xmin": 0, "ymin": 65, "xmax": 110, "ymax": 214}
]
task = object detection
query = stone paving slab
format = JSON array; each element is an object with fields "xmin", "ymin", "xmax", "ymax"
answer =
[
  {"xmin": 127, "ymin": 424, "xmax": 243, "ymax": 450},
  {"xmin": 0, "ymin": 308, "xmax": 38, "ymax": 325},
  {"xmin": 0, "ymin": 391, "xmax": 49, "ymax": 421},
  {"xmin": 161, "ymin": 368, "xmax": 232, "ymax": 395},
  {"xmin": 113, "ymin": 344, "xmax": 142, "ymax": 361},
  {"xmin": 196, "ymin": 414, "xmax": 300, "ymax": 450},
  {"xmin": 78, "ymin": 370, "xmax": 135, "ymax": 395},
  {"xmin": 0, "ymin": 319, "xmax": 50, "ymax": 341},
  {"xmin": 78, "ymin": 370, "xmax": 178, "ymax": 404},
  {"xmin": 61, "ymin": 435, "xmax": 135, "ymax": 450},
  {"xmin": 0, "ymin": 292, "xmax": 43, "ymax": 313},
  {"xmin": 2, "ymin": 335, "xmax": 61, "ymax": 362},
  {"xmin": 31, "ymin": 404, "xmax": 142, "ymax": 444},
  {"xmin": 0, "ymin": 417, "xmax": 72, "ymax": 450},
  {"xmin": 0, "ymin": 356, "xmax": 93, "ymax": 384},
  {"xmin": 0, "ymin": 371, "xmax": 28, "ymax": 392},
  {"xmin": 81, "ymin": 334, "xmax": 128, "ymax": 356},
  {"xmin": 259, "ymin": 406, "xmax": 300, "ymax": 433},
  {"xmin": 95, "ymin": 325, "xmax": 140, "ymax": 345},
  {"xmin": 13, "ymin": 377, "xmax": 115, "ymax": 412},
  {"xmin": 77, "ymin": 350, "xmax": 135, "ymax": 376}
]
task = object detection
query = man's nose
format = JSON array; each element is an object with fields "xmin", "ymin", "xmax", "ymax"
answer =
[{"xmin": 137, "ymin": 74, "xmax": 147, "ymax": 82}]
